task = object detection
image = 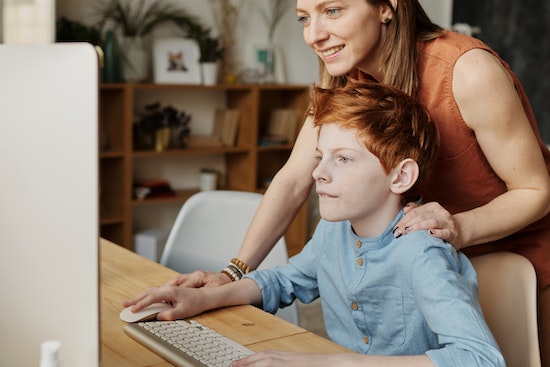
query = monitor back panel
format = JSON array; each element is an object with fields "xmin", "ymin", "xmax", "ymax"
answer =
[{"xmin": 0, "ymin": 43, "xmax": 99, "ymax": 366}]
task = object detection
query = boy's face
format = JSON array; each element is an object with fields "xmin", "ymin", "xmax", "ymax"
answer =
[{"xmin": 313, "ymin": 123, "xmax": 398, "ymax": 235}]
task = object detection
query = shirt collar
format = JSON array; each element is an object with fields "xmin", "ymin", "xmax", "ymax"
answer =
[{"xmin": 348, "ymin": 210, "xmax": 404, "ymax": 251}]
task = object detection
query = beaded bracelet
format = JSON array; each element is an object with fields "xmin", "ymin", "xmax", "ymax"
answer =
[
  {"xmin": 230, "ymin": 258, "xmax": 251, "ymax": 274},
  {"xmin": 227, "ymin": 263, "xmax": 244, "ymax": 279},
  {"xmin": 221, "ymin": 267, "xmax": 239, "ymax": 282},
  {"xmin": 221, "ymin": 264, "xmax": 244, "ymax": 281},
  {"xmin": 220, "ymin": 258, "xmax": 252, "ymax": 281}
]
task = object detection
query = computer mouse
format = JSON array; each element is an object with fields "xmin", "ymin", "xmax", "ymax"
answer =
[{"xmin": 119, "ymin": 302, "xmax": 173, "ymax": 323}]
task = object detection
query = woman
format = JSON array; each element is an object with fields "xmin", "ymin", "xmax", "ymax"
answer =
[{"xmin": 169, "ymin": 0, "xmax": 550, "ymax": 365}]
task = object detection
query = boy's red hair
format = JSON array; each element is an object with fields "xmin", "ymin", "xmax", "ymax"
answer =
[{"xmin": 310, "ymin": 80, "xmax": 440, "ymax": 203}]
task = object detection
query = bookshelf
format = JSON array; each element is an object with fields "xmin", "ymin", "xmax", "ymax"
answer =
[{"xmin": 99, "ymin": 83, "xmax": 311, "ymax": 257}]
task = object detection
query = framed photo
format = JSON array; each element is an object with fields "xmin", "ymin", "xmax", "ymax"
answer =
[{"xmin": 153, "ymin": 38, "xmax": 201, "ymax": 84}]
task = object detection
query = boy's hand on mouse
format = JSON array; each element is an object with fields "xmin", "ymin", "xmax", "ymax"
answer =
[
  {"xmin": 165, "ymin": 270, "xmax": 232, "ymax": 288},
  {"xmin": 123, "ymin": 285, "xmax": 209, "ymax": 320}
]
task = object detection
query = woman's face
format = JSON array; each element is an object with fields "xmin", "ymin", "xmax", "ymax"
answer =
[{"xmin": 296, "ymin": 0, "xmax": 390, "ymax": 77}]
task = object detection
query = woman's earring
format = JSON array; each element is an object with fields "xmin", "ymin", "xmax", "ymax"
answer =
[{"xmin": 383, "ymin": 17, "xmax": 392, "ymax": 24}]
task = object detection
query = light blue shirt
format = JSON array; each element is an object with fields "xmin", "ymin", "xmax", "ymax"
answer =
[{"xmin": 245, "ymin": 211, "xmax": 504, "ymax": 367}]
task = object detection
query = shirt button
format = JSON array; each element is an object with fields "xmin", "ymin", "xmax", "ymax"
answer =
[
  {"xmin": 351, "ymin": 302, "xmax": 359, "ymax": 310},
  {"xmin": 355, "ymin": 241, "xmax": 362, "ymax": 249},
  {"xmin": 356, "ymin": 258, "xmax": 363, "ymax": 266},
  {"xmin": 363, "ymin": 336, "xmax": 369, "ymax": 344}
]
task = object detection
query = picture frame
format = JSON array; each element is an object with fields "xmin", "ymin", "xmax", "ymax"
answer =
[{"xmin": 153, "ymin": 38, "xmax": 201, "ymax": 84}]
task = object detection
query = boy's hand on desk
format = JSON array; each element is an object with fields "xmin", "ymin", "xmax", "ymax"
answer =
[
  {"xmin": 232, "ymin": 351, "xmax": 348, "ymax": 367},
  {"xmin": 232, "ymin": 351, "xmax": 431, "ymax": 367},
  {"xmin": 165, "ymin": 270, "xmax": 232, "ymax": 288},
  {"xmin": 122, "ymin": 285, "xmax": 209, "ymax": 321}
]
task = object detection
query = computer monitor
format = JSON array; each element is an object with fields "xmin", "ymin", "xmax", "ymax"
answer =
[{"xmin": 0, "ymin": 43, "xmax": 99, "ymax": 366}]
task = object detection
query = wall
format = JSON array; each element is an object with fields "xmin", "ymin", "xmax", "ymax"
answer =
[
  {"xmin": 56, "ymin": 0, "xmax": 462, "ymax": 87},
  {"xmin": 56, "ymin": 0, "xmax": 319, "ymax": 85},
  {"xmin": 453, "ymin": 0, "xmax": 550, "ymax": 143}
]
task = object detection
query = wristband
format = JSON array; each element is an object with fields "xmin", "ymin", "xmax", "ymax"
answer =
[
  {"xmin": 230, "ymin": 258, "xmax": 251, "ymax": 274},
  {"xmin": 221, "ymin": 267, "xmax": 239, "ymax": 281},
  {"xmin": 220, "ymin": 257, "xmax": 252, "ymax": 281}
]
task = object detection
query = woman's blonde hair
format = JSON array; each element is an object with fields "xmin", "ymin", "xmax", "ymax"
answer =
[{"xmin": 318, "ymin": 0, "xmax": 444, "ymax": 96}]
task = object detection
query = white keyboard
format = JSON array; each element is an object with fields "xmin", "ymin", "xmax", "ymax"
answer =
[{"xmin": 124, "ymin": 319, "xmax": 254, "ymax": 367}]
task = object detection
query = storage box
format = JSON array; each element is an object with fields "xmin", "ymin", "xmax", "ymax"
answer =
[{"xmin": 134, "ymin": 228, "xmax": 170, "ymax": 262}]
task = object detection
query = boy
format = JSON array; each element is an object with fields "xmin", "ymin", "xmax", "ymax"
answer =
[{"xmin": 124, "ymin": 81, "xmax": 504, "ymax": 367}]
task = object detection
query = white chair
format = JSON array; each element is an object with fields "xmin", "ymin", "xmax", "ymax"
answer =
[
  {"xmin": 160, "ymin": 190, "xmax": 300, "ymax": 325},
  {"xmin": 470, "ymin": 251, "xmax": 541, "ymax": 367}
]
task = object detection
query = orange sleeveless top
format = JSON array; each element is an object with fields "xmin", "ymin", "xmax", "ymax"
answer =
[{"xmin": 355, "ymin": 31, "xmax": 550, "ymax": 287}]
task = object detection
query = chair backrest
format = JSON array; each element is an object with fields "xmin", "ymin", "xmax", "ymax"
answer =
[
  {"xmin": 160, "ymin": 190, "xmax": 299, "ymax": 325},
  {"xmin": 470, "ymin": 251, "xmax": 541, "ymax": 367}
]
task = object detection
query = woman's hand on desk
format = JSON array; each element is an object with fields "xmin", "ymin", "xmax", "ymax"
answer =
[{"xmin": 165, "ymin": 270, "xmax": 231, "ymax": 288}]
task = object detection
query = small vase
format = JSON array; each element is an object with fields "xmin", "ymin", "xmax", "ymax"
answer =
[
  {"xmin": 256, "ymin": 44, "xmax": 276, "ymax": 84},
  {"xmin": 102, "ymin": 30, "xmax": 122, "ymax": 83},
  {"xmin": 199, "ymin": 168, "xmax": 218, "ymax": 191},
  {"xmin": 273, "ymin": 45, "xmax": 287, "ymax": 84},
  {"xmin": 122, "ymin": 37, "xmax": 148, "ymax": 83},
  {"xmin": 256, "ymin": 43, "xmax": 287, "ymax": 84},
  {"xmin": 201, "ymin": 62, "xmax": 219, "ymax": 85},
  {"xmin": 155, "ymin": 127, "xmax": 171, "ymax": 152}
]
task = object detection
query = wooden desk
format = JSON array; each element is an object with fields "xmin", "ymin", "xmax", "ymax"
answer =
[{"xmin": 100, "ymin": 238, "xmax": 350, "ymax": 366}]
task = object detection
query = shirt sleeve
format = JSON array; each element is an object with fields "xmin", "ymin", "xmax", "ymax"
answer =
[
  {"xmin": 244, "ymin": 223, "xmax": 326, "ymax": 314},
  {"xmin": 407, "ymin": 237, "xmax": 505, "ymax": 367}
]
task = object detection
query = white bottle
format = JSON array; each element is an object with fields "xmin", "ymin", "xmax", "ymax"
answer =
[{"xmin": 39, "ymin": 341, "xmax": 61, "ymax": 367}]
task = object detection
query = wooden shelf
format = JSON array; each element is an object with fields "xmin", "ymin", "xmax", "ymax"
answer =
[
  {"xmin": 257, "ymin": 144, "xmax": 295, "ymax": 151},
  {"xmin": 100, "ymin": 217, "xmax": 125, "ymax": 226},
  {"xmin": 99, "ymin": 83, "xmax": 311, "ymax": 256},
  {"xmin": 100, "ymin": 150, "xmax": 125, "ymax": 158},
  {"xmin": 132, "ymin": 189, "xmax": 198, "ymax": 206},
  {"xmin": 132, "ymin": 146, "xmax": 249, "ymax": 157}
]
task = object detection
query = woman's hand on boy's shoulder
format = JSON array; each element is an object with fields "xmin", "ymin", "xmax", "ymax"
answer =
[{"xmin": 394, "ymin": 202, "xmax": 463, "ymax": 249}]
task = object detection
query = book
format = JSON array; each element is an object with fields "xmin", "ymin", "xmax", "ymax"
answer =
[
  {"xmin": 183, "ymin": 109, "xmax": 240, "ymax": 148},
  {"xmin": 213, "ymin": 109, "xmax": 240, "ymax": 147},
  {"xmin": 262, "ymin": 108, "xmax": 299, "ymax": 145}
]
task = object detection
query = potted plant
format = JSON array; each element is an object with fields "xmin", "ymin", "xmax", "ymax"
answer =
[
  {"xmin": 134, "ymin": 102, "xmax": 192, "ymax": 151},
  {"xmin": 194, "ymin": 29, "xmax": 224, "ymax": 63},
  {"xmin": 93, "ymin": 0, "xmax": 205, "ymax": 82},
  {"xmin": 94, "ymin": 0, "xmax": 202, "ymax": 38},
  {"xmin": 188, "ymin": 27, "xmax": 224, "ymax": 85},
  {"xmin": 56, "ymin": 17, "xmax": 103, "ymax": 44}
]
